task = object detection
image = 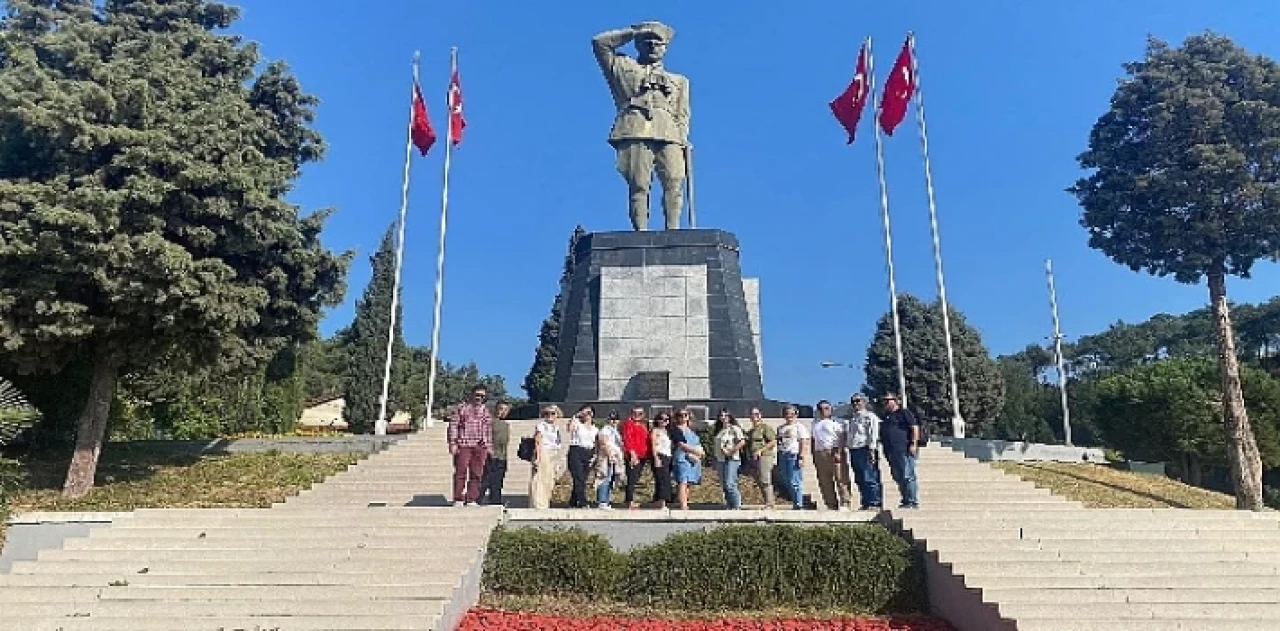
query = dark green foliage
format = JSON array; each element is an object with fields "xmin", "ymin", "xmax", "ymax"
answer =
[
  {"xmin": 864, "ymin": 294, "xmax": 1004, "ymax": 434},
  {"xmin": 989, "ymin": 350, "xmax": 1058, "ymax": 444},
  {"xmin": 342, "ymin": 224, "xmax": 404, "ymax": 433},
  {"xmin": 482, "ymin": 526, "xmax": 626, "ymax": 597},
  {"xmin": 523, "ymin": 225, "xmax": 585, "ymax": 402},
  {"xmin": 0, "ymin": 0, "xmax": 348, "ymax": 494},
  {"xmin": 482, "ymin": 524, "xmax": 925, "ymax": 614},
  {"xmin": 1095, "ymin": 358, "xmax": 1280, "ymax": 476}
]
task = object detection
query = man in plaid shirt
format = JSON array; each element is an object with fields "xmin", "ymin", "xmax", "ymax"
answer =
[{"xmin": 448, "ymin": 384, "xmax": 493, "ymax": 506}]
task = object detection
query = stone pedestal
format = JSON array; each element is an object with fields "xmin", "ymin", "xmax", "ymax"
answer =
[{"xmin": 541, "ymin": 229, "xmax": 797, "ymax": 419}]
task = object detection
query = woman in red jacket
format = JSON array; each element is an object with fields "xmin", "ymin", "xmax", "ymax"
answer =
[{"xmin": 620, "ymin": 405, "xmax": 653, "ymax": 509}]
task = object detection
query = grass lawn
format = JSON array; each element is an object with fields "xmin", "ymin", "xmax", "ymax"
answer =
[
  {"xmin": 5, "ymin": 444, "xmax": 359, "ymax": 512},
  {"xmin": 550, "ymin": 460, "xmax": 777, "ymax": 508},
  {"xmin": 993, "ymin": 461, "xmax": 1236, "ymax": 509}
]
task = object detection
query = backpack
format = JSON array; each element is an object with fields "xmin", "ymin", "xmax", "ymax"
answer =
[{"xmin": 516, "ymin": 436, "xmax": 536, "ymax": 462}]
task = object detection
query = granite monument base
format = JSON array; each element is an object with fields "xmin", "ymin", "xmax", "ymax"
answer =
[{"xmin": 522, "ymin": 228, "xmax": 800, "ymax": 419}]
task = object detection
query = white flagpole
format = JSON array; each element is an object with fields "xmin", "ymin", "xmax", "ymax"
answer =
[
  {"xmin": 375, "ymin": 52, "xmax": 420, "ymax": 436},
  {"xmin": 1046, "ymin": 259, "xmax": 1074, "ymax": 446},
  {"xmin": 424, "ymin": 47, "xmax": 457, "ymax": 428},
  {"xmin": 908, "ymin": 32, "xmax": 963, "ymax": 438},
  {"xmin": 868, "ymin": 37, "xmax": 910, "ymax": 407}
]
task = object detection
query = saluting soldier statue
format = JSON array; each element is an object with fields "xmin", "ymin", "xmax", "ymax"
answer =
[{"xmin": 592, "ymin": 21, "xmax": 691, "ymax": 231}]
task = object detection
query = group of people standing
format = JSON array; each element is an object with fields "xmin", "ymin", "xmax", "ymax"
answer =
[{"xmin": 445, "ymin": 383, "xmax": 922, "ymax": 511}]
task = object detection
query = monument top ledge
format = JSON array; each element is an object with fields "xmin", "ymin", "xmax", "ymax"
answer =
[{"xmin": 574, "ymin": 228, "xmax": 741, "ymax": 255}]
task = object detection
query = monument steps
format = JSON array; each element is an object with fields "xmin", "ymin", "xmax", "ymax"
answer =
[{"xmin": 0, "ymin": 424, "xmax": 498, "ymax": 630}]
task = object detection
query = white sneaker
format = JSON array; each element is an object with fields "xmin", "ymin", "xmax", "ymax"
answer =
[
  {"xmin": 452, "ymin": 501, "xmax": 464, "ymax": 507},
  {"xmin": 597, "ymin": 503, "xmax": 613, "ymax": 510},
  {"xmin": 465, "ymin": 502, "xmax": 479, "ymax": 507}
]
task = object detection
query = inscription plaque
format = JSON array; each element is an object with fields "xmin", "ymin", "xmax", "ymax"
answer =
[{"xmin": 634, "ymin": 371, "xmax": 670, "ymax": 400}]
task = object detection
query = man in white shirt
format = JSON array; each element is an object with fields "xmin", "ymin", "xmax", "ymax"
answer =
[
  {"xmin": 810, "ymin": 400, "xmax": 853, "ymax": 510},
  {"xmin": 847, "ymin": 393, "xmax": 883, "ymax": 510},
  {"xmin": 775, "ymin": 405, "xmax": 811, "ymax": 510}
]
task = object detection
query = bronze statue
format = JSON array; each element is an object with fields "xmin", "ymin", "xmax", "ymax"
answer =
[{"xmin": 592, "ymin": 22, "xmax": 692, "ymax": 231}]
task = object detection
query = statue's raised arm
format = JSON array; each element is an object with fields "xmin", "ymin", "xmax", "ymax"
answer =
[{"xmin": 590, "ymin": 21, "xmax": 691, "ymax": 231}]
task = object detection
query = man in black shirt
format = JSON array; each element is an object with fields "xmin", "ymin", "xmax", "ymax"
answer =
[{"xmin": 879, "ymin": 393, "xmax": 920, "ymax": 509}]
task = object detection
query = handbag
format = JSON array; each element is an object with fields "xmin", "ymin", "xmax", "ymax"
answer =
[{"xmin": 517, "ymin": 436, "xmax": 536, "ymax": 462}]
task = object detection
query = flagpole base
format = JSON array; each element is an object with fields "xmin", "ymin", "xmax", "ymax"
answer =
[
  {"xmin": 374, "ymin": 419, "xmax": 389, "ymax": 436},
  {"xmin": 951, "ymin": 415, "xmax": 966, "ymax": 439}
]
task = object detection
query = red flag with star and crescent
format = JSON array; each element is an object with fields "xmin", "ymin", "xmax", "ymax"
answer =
[
  {"xmin": 878, "ymin": 36, "xmax": 917, "ymax": 136},
  {"xmin": 829, "ymin": 41, "xmax": 871, "ymax": 145},
  {"xmin": 448, "ymin": 67, "xmax": 466, "ymax": 146},
  {"xmin": 410, "ymin": 81, "xmax": 437, "ymax": 156}
]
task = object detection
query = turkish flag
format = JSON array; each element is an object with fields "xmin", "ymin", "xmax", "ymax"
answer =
[
  {"xmin": 410, "ymin": 82, "xmax": 437, "ymax": 156},
  {"xmin": 448, "ymin": 68, "xmax": 466, "ymax": 146},
  {"xmin": 829, "ymin": 42, "xmax": 871, "ymax": 145},
  {"xmin": 878, "ymin": 36, "xmax": 916, "ymax": 136}
]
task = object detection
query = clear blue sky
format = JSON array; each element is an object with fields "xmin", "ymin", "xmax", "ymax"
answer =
[{"xmin": 232, "ymin": 0, "xmax": 1280, "ymax": 405}]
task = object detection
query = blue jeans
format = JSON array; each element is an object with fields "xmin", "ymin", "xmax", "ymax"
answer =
[
  {"xmin": 779, "ymin": 452, "xmax": 804, "ymax": 508},
  {"xmin": 849, "ymin": 447, "xmax": 882, "ymax": 508},
  {"xmin": 885, "ymin": 448, "xmax": 919, "ymax": 507},
  {"xmin": 717, "ymin": 459, "xmax": 742, "ymax": 508},
  {"xmin": 596, "ymin": 465, "xmax": 614, "ymax": 505}
]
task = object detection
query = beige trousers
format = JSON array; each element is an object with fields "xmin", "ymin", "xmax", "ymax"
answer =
[
  {"xmin": 615, "ymin": 139, "xmax": 686, "ymax": 230},
  {"xmin": 528, "ymin": 448, "xmax": 560, "ymax": 510},
  {"xmin": 752, "ymin": 454, "xmax": 776, "ymax": 507},
  {"xmin": 813, "ymin": 449, "xmax": 852, "ymax": 509}
]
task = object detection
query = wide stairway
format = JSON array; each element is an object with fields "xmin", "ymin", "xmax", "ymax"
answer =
[
  {"xmin": 0, "ymin": 424, "xmax": 498, "ymax": 631},
  {"xmin": 890, "ymin": 445, "xmax": 1280, "ymax": 631}
]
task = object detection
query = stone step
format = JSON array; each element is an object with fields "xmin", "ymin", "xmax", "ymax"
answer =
[
  {"xmin": 923, "ymin": 539, "xmax": 1280, "ymax": 553},
  {"xmin": 36, "ymin": 548, "xmax": 483, "ymax": 563},
  {"xmin": 980, "ymin": 587, "xmax": 1280, "ymax": 604},
  {"xmin": 938, "ymin": 549, "xmax": 1280, "ymax": 564},
  {"xmin": 947, "ymin": 560, "xmax": 1280, "ymax": 577},
  {"xmin": 0, "ymin": 615, "xmax": 437, "ymax": 630},
  {"xmin": 62, "ymin": 536, "xmax": 482, "ymax": 550},
  {"xmin": 0, "ymin": 598, "xmax": 448, "ymax": 616},
  {"xmin": 903, "ymin": 518, "xmax": 1280, "ymax": 529},
  {"xmin": 0, "ymin": 583, "xmax": 457, "ymax": 602},
  {"xmin": 11, "ymin": 558, "xmax": 476, "ymax": 574},
  {"xmin": 917, "ymin": 529, "xmax": 1280, "ymax": 541},
  {"xmin": 0, "ymin": 572, "xmax": 456, "ymax": 587},
  {"xmin": 87, "ymin": 527, "xmax": 484, "ymax": 539},
  {"xmin": 1014, "ymin": 620, "xmax": 1280, "ymax": 631},
  {"xmin": 997, "ymin": 601, "xmax": 1280, "ymax": 620}
]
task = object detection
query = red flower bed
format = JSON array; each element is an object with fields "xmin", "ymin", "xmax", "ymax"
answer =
[{"xmin": 459, "ymin": 608, "xmax": 954, "ymax": 631}]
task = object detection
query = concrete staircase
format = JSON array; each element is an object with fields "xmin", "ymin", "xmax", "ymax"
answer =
[
  {"xmin": 0, "ymin": 425, "xmax": 501, "ymax": 630},
  {"xmin": 889, "ymin": 444, "xmax": 1280, "ymax": 631}
]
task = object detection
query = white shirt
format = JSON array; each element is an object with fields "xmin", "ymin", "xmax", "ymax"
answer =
[
  {"xmin": 568, "ymin": 419, "xmax": 598, "ymax": 447},
  {"xmin": 653, "ymin": 429, "xmax": 672, "ymax": 458},
  {"xmin": 599, "ymin": 424, "xmax": 623, "ymax": 451},
  {"xmin": 535, "ymin": 421, "xmax": 562, "ymax": 450},
  {"xmin": 715, "ymin": 425, "xmax": 746, "ymax": 461},
  {"xmin": 777, "ymin": 422, "xmax": 811, "ymax": 455},
  {"xmin": 811, "ymin": 416, "xmax": 845, "ymax": 451},
  {"xmin": 847, "ymin": 410, "xmax": 881, "ymax": 449}
]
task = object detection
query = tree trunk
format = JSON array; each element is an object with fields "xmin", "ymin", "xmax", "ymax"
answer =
[
  {"xmin": 1185, "ymin": 453, "xmax": 1203, "ymax": 487},
  {"xmin": 62, "ymin": 350, "xmax": 121, "ymax": 499},
  {"xmin": 1207, "ymin": 269, "xmax": 1265, "ymax": 510}
]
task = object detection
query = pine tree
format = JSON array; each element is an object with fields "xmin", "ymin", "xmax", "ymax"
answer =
[
  {"xmin": 342, "ymin": 223, "xmax": 404, "ymax": 433},
  {"xmin": 0, "ymin": 1, "xmax": 348, "ymax": 497},
  {"xmin": 522, "ymin": 225, "xmax": 585, "ymax": 402},
  {"xmin": 864, "ymin": 295, "xmax": 1005, "ymax": 434}
]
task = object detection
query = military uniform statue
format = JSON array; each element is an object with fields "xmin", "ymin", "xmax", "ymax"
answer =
[{"xmin": 592, "ymin": 22, "xmax": 691, "ymax": 231}]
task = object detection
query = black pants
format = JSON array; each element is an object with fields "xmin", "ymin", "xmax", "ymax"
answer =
[
  {"xmin": 567, "ymin": 445, "xmax": 592, "ymax": 508},
  {"xmin": 479, "ymin": 457, "xmax": 508, "ymax": 505},
  {"xmin": 652, "ymin": 454, "xmax": 674, "ymax": 504},
  {"xmin": 624, "ymin": 456, "xmax": 652, "ymax": 504}
]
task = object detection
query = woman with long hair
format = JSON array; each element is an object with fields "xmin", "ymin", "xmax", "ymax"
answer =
[
  {"xmin": 712, "ymin": 409, "xmax": 746, "ymax": 509},
  {"xmin": 649, "ymin": 411, "xmax": 674, "ymax": 508},
  {"xmin": 528, "ymin": 405, "xmax": 564, "ymax": 510},
  {"xmin": 565, "ymin": 404, "xmax": 597, "ymax": 508},
  {"xmin": 670, "ymin": 408, "xmax": 704, "ymax": 511}
]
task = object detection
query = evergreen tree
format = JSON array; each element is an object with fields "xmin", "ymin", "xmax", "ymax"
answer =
[
  {"xmin": 522, "ymin": 225, "xmax": 585, "ymax": 402},
  {"xmin": 1070, "ymin": 33, "xmax": 1280, "ymax": 509},
  {"xmin": 342, "ymin": 223, "xmax": 404, "ymax": 433},
  {"xmin": 0, "ymin": 0, "xmax": 347, "ymax": 496},
  {"xmin": 864, "ymin": 295, "xmax": 1005, "ymax": 435}
]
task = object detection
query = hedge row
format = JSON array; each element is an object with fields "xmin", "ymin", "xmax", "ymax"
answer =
[{"xmin": 482, "ymin": 524, "xmax": 925, "ymax": 613}]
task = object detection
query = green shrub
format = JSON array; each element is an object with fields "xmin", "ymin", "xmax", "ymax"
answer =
[
  {"xmin": 483, "ymin": 524, "xmax": 926, "ymax": 614},
  {"xmin": 483, "ymin": 526, "xmax": 626, "ymax": 596}
]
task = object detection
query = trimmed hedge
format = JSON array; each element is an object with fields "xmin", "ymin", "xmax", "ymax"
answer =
[
  {"xmin": 482, "ymin": 524, "xmax": 925, "ymax": 614},
  {"xmin": 482, "ymin": 526, "xmax": 626, "ymax": 596}
]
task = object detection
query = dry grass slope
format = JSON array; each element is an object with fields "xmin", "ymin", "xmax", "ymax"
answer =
[{"xmin": 993, "ymin": 461, "xmax": 1236, "ymax": 509}]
